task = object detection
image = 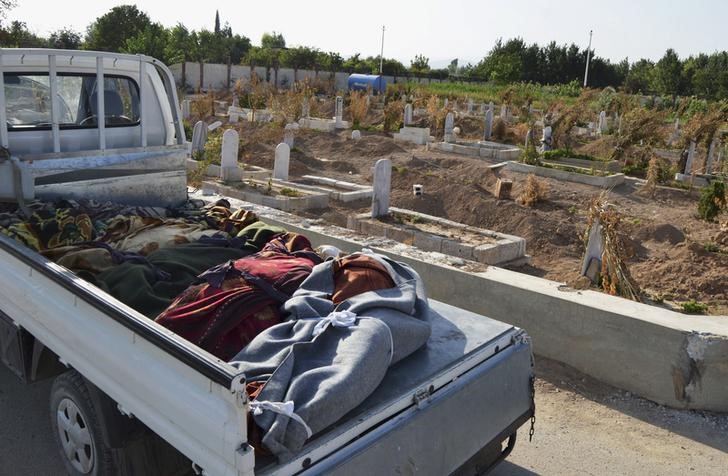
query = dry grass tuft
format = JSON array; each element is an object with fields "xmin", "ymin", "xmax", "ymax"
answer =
[
  {"xmin": 383, "ymin": 99, "xmax": 403, "ymax": 132},
  {"xmin": 518, "ymin": 174, "xmax": 548, "ymax": 206},
  {"xmin": 348, "ymin": 91, "xmax": 369, "ymax": 128},
  {"xmin": 492, "ymin": 117, "xmax": 507, "ymax": 141}
]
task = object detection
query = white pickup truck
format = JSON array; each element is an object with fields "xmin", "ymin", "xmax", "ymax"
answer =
[{"xmin": 0, "ymin": 48, "xmax": 534, "ymax": 476}]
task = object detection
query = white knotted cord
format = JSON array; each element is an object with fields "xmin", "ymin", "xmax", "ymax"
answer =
[
  {"xmin": 312, "ymin": 310, "xmax": 357, "ymax": 337},
  {"xmin": 249, "ymin": 400, "xmax": 313, "ymax": 438}
]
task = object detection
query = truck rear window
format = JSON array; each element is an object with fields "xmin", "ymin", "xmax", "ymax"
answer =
[{"xmin": 4, "ymin": 73, "xmax": 140, "ymax": 130}]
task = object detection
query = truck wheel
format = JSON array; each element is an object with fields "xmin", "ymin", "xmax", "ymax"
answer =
[{"xmin": 50, "ymin": 371, "xmax": 114, "ymax": 476}]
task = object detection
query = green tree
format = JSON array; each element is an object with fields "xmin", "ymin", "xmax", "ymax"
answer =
[
  {"xmin": 410, "ymin": 54, "xmax": 430, "ymax": 74},
  {"xmin": 121, "ymin": 22, "xmax": 169, "ymax": 62},
  {"xmin": 0, "ymin": 20, "xmax": 47, "ymax": 47},
  {"xmin": 653, "ymin": 48, "xmax": 682, "ymax": 96},
  {"xmin": 48, "ymin": 28, "xmax": 81, "ymax": 49},
  {"xmin": 214, "ymin": 10, "xmax": 220, "ymax": 34},
  {"xmin": 84, "ymin": 5, "xmax": 151, "ymax": 52},
  {"xmin": 0, "ymin": 0, "xmax": 16, "ymax": 18},
  {"xmin": 261, "ymin": 31, "xmax": 285, "ymax": 49},
  {"xmin": 282, "ymin": 46, "xmax": 319, "ymax": 80},
  {"xmin": 623, "ymin": 59, "xmax": 654, "ymax": 94}
]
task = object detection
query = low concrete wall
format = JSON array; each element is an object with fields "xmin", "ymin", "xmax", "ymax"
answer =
[
  {"xmin": 199, "ymin": 192, "xmax": 728, "ymax": 412},
  {"xmin": 542, "ymin": 157, "xmax": 622, "ymax": 173},
  {"xmin": 506, "ymin": 162, "xmax": 626, "ymax": 188}
]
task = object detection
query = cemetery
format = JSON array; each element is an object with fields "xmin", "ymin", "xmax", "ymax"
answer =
[{"xmin": 184, "ymin": 81, "xmax": 728, "ymax": 317}]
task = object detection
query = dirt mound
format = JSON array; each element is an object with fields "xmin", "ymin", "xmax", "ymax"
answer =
[{"xmin": 651, "ymin": 223, "xmax": 686, "ymax": 244}]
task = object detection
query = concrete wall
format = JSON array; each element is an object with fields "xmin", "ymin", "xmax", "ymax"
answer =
[
  {"xmin": 172, "ymin": 62, "xmax": 457, "ymax": 91},
  {"xmin": 212, "ymin": 196, "xmax": 728, "ymax": 412}
]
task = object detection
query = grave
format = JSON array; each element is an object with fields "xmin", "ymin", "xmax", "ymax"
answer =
[
  {"xmin": 282, "ymin": 175, "xmax": 373, "ymax": 202},
  {"xmin": 505, "ymin": 161, "xmax": 626, "ymax": 188},
  {"xmin": 273, "ymin": 143, "xmax": 290, "ymax": 181},
  {"xmin": 347, "ymin": 207, "xmax": 527, "ymax": 266},
  {"xmin": 393, "ymin": 126, "xmax": 432, "ymax": 145},
  {"xmin": 201, "ymin": 179, "xmax": 328, "ymax": 212},
  {"xmin": 186, "ymin": 159, "xmax": 270, "ymax": 181},
  {"xmin": 219, "ymin": 129, "xmax": 240, "ymax": 182},
  {"xmin": 431, "ymin": 139, "xmax": 521, "ymax": 161}
]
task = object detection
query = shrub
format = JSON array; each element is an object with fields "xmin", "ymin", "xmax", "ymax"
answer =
[
  {"xmin": 698, "ymin": 181, "xmax": 726, "ymax": 222},
  {"xmin": 203, "ymin": 130, "xmax": 224, "ymax": 165},
  {"xmin": 383, "ymin": 99, "xmax": 403, "ymax": 133},
  {"xmin": 492, "ymin": 117, "xmax": 506, "ymax": 141},
  {"xmin": 681, "ymin": 299, "xmax": 708, "ymax": 314},
  {"xmin": 518, "ymin": 174, "xmax": 548, "ymax": 206}
]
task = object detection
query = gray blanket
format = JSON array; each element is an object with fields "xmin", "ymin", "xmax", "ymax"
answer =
[{"xmin": 230, "ymin": 251, "xmax": 431, "ymax": 461}]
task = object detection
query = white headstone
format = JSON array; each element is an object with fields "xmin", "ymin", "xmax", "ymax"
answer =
[
  {"xmin": 283, "ymin": 130, "xmax": 295, "ymax": 148},
  {"xmin": 220, "ymin": 129, "xmax": 240, "ymax": 181},
  {"xmin": 302, "ymin": 97, "xmax": 310, "ymax": 118},
  {"xmin": 404, "ymin": 103, "xmax": 413, "ymax": 126},
  {"xmin": 467, "ymin": 98, "xmax": 474, "ymax": 114},
  {"xmin": 208, "ymin": 120, "xmax": 223, "ymax": 132},
  {"xmin": 191, "ymin": 121, "xmax": 207, "ymax": 158},
  {"xmin": 598, "ymin": 111, "xmax": 607, "ymax": 134},
  {"xmin": 444, "ymin": 112, "xmax": 455, "ymax": 143},
  {"xmin": 371, "ymin": 158, "xmax": 392, "ymax": 218},
  {"xmin": 232, "ymin": 95, "xmax": 239, "ymax": 108},
  {"xmin": 706, "ymin": 138, "xmax": 718, "ymax": 174},
  {"xmin": 685, "ymin": 141, "xmax": 697, "ymax": 174},
  {"xmin": 525, "ymin": 129, "xmax": 532, "ymax": 148},
  {"xmin": 229, "ymin": 110, "xmax": 239, "ymax": 123},
  {"xmin": 273, "ymin": 143, "xmax": 290, "ymax": 181},
  {"xmin": 581, "ymin": 220, "xmax": 603, "ymax": 282},
  {"xmin": 500, "ymin": 104, "xmax": 508, "ymax": 121},
  {"xmin": 483, "ymin": 107, "xmax": 494, "ymax": 141},
  {"xmin": 351, "ymin": 130, "xmax": 361, "ymax": 141},
  {"xmin": 181, "ymin": 100, "xmax": 191, "ymax": 120},
  {"xmin": 334, "ymin": 96, "xmax": 343, "ymax": 125},
  {"xmin": 443, "ymin": 98, "xmax": 449, "ymax": 108},
  {"xmin": 480, "ymin": 103, "xmax": 486, "ymax": 114},
  {"xmin": 541, "ymin": 125, "xmax": 553, "ymax": 152}
]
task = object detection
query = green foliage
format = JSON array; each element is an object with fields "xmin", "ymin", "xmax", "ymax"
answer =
[
  {"xmin": 681, "ymin": 299, "xmax": 708, "ymax": 314},
  {"xmin": 704, "ymin": 242, "xmax": 720, "ymax": 253},
  {"xmin": 410, "ymin": 54, "xmax": 430, "ymax": 74},
  {"xmin": 48, "ymin": 28, "xmax": 81, "ymax": 50},
  {"xmin": 278, "ymin": 187, "xmax": 302, "ymax": 197},
  {"xmin": 0, "ymin": 20, "xmax": 48, "ymax": 47},
  {"xmin": 653, "ymin": 49, "xmax": 683, "ymax": 96},
  {"xmin": 697, "ymin": 181, "xmax": 726, "ymax": 222},
  {"xmin": 261, "ymin": 31, "xmax": 285, "ymax": 49},
  {"xmin": 122, "ymin": 22, "xmax": 169, "ymax": 61},
  {"xmin": 84, "ymin": 5, "xmax": 151, "ymax": 52},
  {"xmin": 542, "ymin": 149, "xmax": 597, "ymax": 161}
]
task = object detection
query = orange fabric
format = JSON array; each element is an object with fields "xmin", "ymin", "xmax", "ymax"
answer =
[{"xmin": 331, "ymin": 255, "xmax": 395, "ymax": 304}]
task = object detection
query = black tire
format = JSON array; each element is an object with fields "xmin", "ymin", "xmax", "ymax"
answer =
[{"xmin": 50, "ymin": 370, "xmax": 115, "ymax": 476}]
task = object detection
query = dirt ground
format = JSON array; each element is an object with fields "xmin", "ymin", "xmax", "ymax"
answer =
[{"xmin": 199, "ymin": 119, "xmax": 728, "ymax": 315}]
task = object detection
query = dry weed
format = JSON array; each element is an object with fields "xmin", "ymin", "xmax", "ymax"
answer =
[
  {"xmin": 518, "ymin": 174, "xmax": 548, "ymax": 206},
  {"xmin": 383, "ymin": 99, "xmax": 403, "ymax": 132},
  {"xmin": 584, "ymin": 194, "xmax": 641, "ymax": 301},
  {"xmin": 348, "ymin": 91, "xmax": 369, "ymax": 128}
]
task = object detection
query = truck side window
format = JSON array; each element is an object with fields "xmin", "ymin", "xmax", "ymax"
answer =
[{"xmin": 4, "ymin": 73, "xmax": 140, "ymax": 130}]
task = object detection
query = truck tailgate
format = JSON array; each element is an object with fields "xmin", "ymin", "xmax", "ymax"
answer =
[{"xmin": 261, "ymin": 300, "xmax": 534, "ymax": 475}]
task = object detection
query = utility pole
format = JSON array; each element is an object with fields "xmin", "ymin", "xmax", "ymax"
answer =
[
  {"xmin": 583, "ymin": 30, "xmax": 593, "ymax": 88},
  {"xmin": 379, "ymin": 26, "xmax": 385, "ymax": 75}
]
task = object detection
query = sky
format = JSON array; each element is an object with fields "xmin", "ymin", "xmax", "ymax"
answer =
[{"xmin": 8, "ymin": 0, "xmax": 728, "ymax": 68}]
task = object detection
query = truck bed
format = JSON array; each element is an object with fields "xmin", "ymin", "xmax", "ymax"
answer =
[
  {"xmin": 263, "ymin": 300, "xmax": 533, "ymax": 475},
  {"xmin": 0, "ymin": 209, "xmax": 533, "ymax": 476}
]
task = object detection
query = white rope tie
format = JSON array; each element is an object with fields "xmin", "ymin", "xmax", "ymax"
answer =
[
  {"xmin": 249, "ymin": 400, "xmax": 313, "ymax": 438},
  {"xmin": 312, "ymin": 310, "xmax": 357, "ymax": 337}
]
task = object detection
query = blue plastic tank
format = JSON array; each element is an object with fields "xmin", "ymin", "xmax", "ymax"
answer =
[{"xmin": 347, "ymin": 74, "xmax": 387, "ymax": 94}]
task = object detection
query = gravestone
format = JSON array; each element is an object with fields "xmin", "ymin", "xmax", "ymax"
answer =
[
  {"xmin": 541, "ymin": 125, "xmax": 553, "ymax": 152},
  {"xmin": 500, "ymin": 104, "xmax": 508, "ymax": 121},
  {"xmin": 334, "ymin": 96, "xmax": 344, "ymax": 126},
  {"xmin": 191, "ymin": 121, "xmax": 207, "ymax": 158},
  {"xmin": 706, "ymin": 138, "xmax": 718, "ymax": 174},
  {"xmin": 220, "ymin": 129, "xmax": 240, "ymax": 182},
  {"xmin": 443, "ymin": 112, "xmax": 455, "ymax": 143},
  {"xmin": 181, "ymin": 100, "xmax": 191, "ymax": 120},
  {"xmin": 525, "ymin": 129, "xmax": 533, "ymax": 149},
  {"xmin": 404, "ymin": 103, "xmax": 413, "ymax": 126},
  {"xmin": 283, "ymin": 123, "xmax": 298, "ymax": 148},
  {"xmin": 273, "ymin": 143, "xmax": 290, "ymax": 180},
  {"xmin": 685, "ymin": 141, "xmax": 697, "ymax": 174},
  {"xmin": 494, "ymin": 179, "xmax": 512, "ymax": 199},
  {"xmin": 467, "ymin": 99, "xmax": 474, "ymax": 114},
  {"xmin": 483, "ymin": 107, "xmax": 494, "ymax": 141},
  {"xmin": 581, "ymin": 220, "xmax": 604, "ymax": 283},
  {"xmin": 302, "ymin": 97, "xmax": 310, "ymax": 118},
  {"xmin": 598, "ymin": 111, "xmax": 607, "ymax": 135},
  {"xmin": 232, "ymin": 95, "xmax": 239, "ymax": 108},
  {"xmin": 371, "ymin": 158, "xmax": 392, "ymax": 218},
  {"xmin": 480, "ymin": 103, "xmax": 486, "ymax": 114},
  {"xmin": 443, "ymin": 98, "xmax": 449, "ymax": 108},
  {"xmin": 351, "ymin": 130, "xmax": 361, "ymax": 141},
  {"xmin": 208, "ymin": 121, "xmax": 223, "ymax": 132}
]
